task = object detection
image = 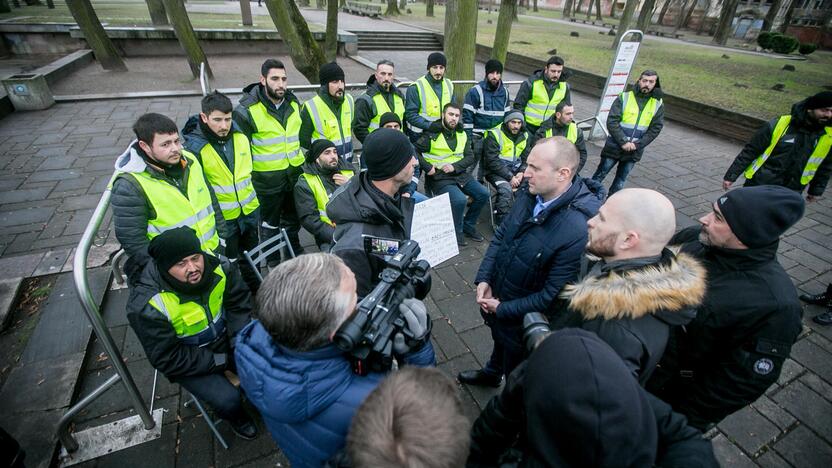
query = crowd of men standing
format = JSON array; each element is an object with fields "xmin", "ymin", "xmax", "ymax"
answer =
[{"xmin": 106, "ymin": 49, "xmax": 832, "ymax": 467}]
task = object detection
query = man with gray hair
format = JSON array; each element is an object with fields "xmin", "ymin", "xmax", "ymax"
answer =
[
  {"xmin": 234, "ymin": 253, "xmax": 435, "ymax": 468},
  {"xmin": 458, "ymin": 137, "xmax": 605, "ymax": 387}
]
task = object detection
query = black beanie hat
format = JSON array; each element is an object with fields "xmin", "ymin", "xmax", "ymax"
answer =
[
  {"xmin": 148, "ymin": 226, "xmax": 202, "ymax": 272},
  {"xmin": 363, "ymin": 128, "xmax": 413, "ymax": 181},
  {"xmin": 485, "ymin": 59, "xmax": 503, "ymax": 75},
  {"xmin": 716, "ymin": 185, "xmax": 805, "ymax": 248},
  {"xmin": 318, "ymin": 61, "xmax": 345, "ymax": 84},
  {"xmin": 378, "ymin": 112, "xmax": 402, "ymax": 128},
  {"xmin": 805, "ymin": 91, "xmax": 832, "ymax": 110},
  {"xmin": 427, "ymin": 52, "xmax": 447, "ymax": 69},
  {"xmin": 306, "ymin": 139, "xmax": 336, "ymax": 163}
]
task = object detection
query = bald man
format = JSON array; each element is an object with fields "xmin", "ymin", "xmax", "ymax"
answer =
[{"xmin": 555, "ymin": 189, "xmax": 707, "ymax": 385}]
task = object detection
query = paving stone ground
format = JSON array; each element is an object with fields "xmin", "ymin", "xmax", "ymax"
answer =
[{"xmin": 1, "ymin": 23, "xmax": 832, "ymax": 468}]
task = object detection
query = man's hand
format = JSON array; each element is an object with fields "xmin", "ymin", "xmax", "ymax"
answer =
[
  {"xmin": 511, "ymin": 173, "xmax": 523, "ymax": 188},
  {"xmin": 401, "ymin": 192, "xmax": 412, "ymax": 198},
  {"xmin": 722, "ymin": 180, "xmax": 733, "ymax": 191},
  {"xmin": 807, "ymin": 194, "xmax": 820, "ymax": 203},
  {"xmin": 476, "ymin": 282, "xmax": 493, "ymax": 302},
  {"xmin": 393, "ymin": 298, "xmax": 430, "ymax": 354},
  {"xmin": 333, "ymin": 173, "xmax": 349, "ymax": 186},
  {"xmin": 428, "ymin": 166, "xmax": 437, "ymax": 176},
  {"xmin": 441, "ymin": 164, "xmax": 455, "ymax": 174},
  {"xmin": 621, "ymin": 142, "xmax": 637, "ymax": 152},
  {"xmin": 476, "ymin": 282, "xmax": 500, "ymax": 313},
  {"xmin": 479, "ymin": 298, "xmax": 500, "ymax": 314}
]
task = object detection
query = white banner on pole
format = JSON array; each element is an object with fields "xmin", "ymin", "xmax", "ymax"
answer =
[
  {"xmin": 410, "ymin": 193, "xmax": 458, "ymax": 267},
  {"xmin": 591, "ymin": 30, "xmax": 644, "ymax": 140}
]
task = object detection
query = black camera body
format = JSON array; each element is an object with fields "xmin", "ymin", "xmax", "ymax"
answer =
[{"xmin": 334, "ymin": 240, "xmax": 432, "ymax": 375}]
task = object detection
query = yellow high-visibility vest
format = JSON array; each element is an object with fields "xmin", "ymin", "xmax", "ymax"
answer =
[
  {"xmin": 367, "ymin": 92, "xmax": 405, "ymax": 133},
  {"xmin": 424, "ymin": 131, "xmax": 468, "ymax": 167},
  {"xmin": 411, "ymin": 75, "xmax": 453, "ymax": 134},
  {"xmin": 487, "ymin": 125, "xmax": 528, "ymax": 165},
  {"xmin": 197, "ymin": 132, "xmax": 259, "ymax": 220},
  {"xmin": 248, "ymin": 100, "xmax": 304, "ymax": 172},
  {"xmin": 619, "ymin": 91, "xmax": 661, "ymax": 142},
  {"xmin": 524, "ymin": 79, "xmax": 567, "ymax": 127},
  {"xmin": 305, "ymin": 94, "xmax": 355, "ymax": 161},
  {"xmin": 544, "ymin": 122, "xmax": 578, "ymax": 143},
  {"xmin": 148, "ymin": 264, "xmax": 226, "ymax": 339},
  {"xmin": 301, "ymin": 170, "xmax": 355, "ymax": 225},
  {"xmin": 744, "ymin": 115, "xmax": 832, "ymax": 185}
]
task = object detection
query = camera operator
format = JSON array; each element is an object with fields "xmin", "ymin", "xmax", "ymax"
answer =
[
  {"xmin": 327, "ymin": 128, "xmax": 418, "ymax": 297},
  {"xmin": 234, "ymin": 253, "xmax": 435, "ymax": 468}
]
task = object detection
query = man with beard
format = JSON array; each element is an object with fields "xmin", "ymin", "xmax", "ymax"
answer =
[
  {"xmin": 127, "ymin": 227, "xmax": 257, "ymax": 440},
  {"xmin": 294, "ymin": 139, "xmax": 355, "ymax": 252},
  {"xmin": 183, "ymin": 92, "xmax": 260, "ymax": 291},
  {"xmin": 415, "ymin": 103, "xmax": 490, "ymax": 247},
  {"xmin": 513, "ymin": 56, "xmax": 572, "ymax": 135},
  {"xmin": 481, "ymin": 111, "xmax": 531, "ymax": 226},
  {"xmin": 234, "ymin": 59, "xmax": 305, "ymax": 260},
  {"xmin": 352, "ymin": 60, "xmax": 405, "ymax": 146},
  {"xmin": 592, "ymin": 70, "xmax": 664, "ymax": 195},
  {"xmin": 300, "ymin": 62, "xmax": 355, "ymax": 163},
  {"xmin": 647, "ymin": 186, "xmax": 805, "ymax": 430},
  {"xmin": 555, "ymin": 189, "xmax": 706, "ymax": 385},
  {"xmin": 457, "ymin": 137, "xmax": 604, "ymax": 387},
  {"xmin": 405, "ymin": 52, "xmax": 454, "ymax": 143},
  {"xmin": 723, "ymin": 91, "xmax": 832, "ymax": 201},
  {"xmin": 463, "ymin": 59, "xmax": 511, "ymax": 178},
  {"xmin": 533, "ymin": 102, "xmax": 587, "ymax": 174},
  {"xmin": 112, "ymin": 113, "xmax": 226, "ymax": 286}
]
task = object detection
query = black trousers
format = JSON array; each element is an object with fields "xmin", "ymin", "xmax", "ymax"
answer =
[
  {"xmin": 177, "ymin": 372, "xmax": 246, "ymax": 422},
  {"xmin": 257, "ymin": 190, "xmax": 304, "ymax": 263}
]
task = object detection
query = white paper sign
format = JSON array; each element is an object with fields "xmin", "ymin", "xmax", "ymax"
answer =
[
  {"xmin": 409, "ymin": 193, "xmax": 459, "ymax": 268},
  {"xmin": 592, "ymin": 37, "xmax": 642, "ymax": 139}
]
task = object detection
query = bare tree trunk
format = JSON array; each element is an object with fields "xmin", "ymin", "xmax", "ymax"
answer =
[
  {"xmin": 386, "ymin": 0, "xmax": 400, "ymax": 15},
  {"xmin": 585, "ymin": 0, "xmax": 592, "ymax": 18},
  {"xmin": 761, "ymin": 0, "xmax": 782, "ymax": 32},
  {"xmin": 316, "ymin": 0, "xmax": 324, "ymax": 9},
  {"xmin": 609, "ymin": 0, "xmax": 617, "ymax": 19},
  {"xmin": 681, "ymin": 0, "xmax": 697, "ymax": 28},
  {"xmin": 161, "ymin": 0, "xmax": 211, "ymax": 78},
  {"xmin": 0, "ymin": 0, "xmax": 11, "ymax": 13},
  {"xmin": 533, "ymin": 0, "xmax": 538, "ymax": 12},
  {"xmin": 778, "ymin": 0, "xmax": 796, "ymax": 33},
  {"xmin": 239, "ymin": 0, "xmax": 253, "ymax": 26},
  {"xmin": 673, "ymin": 0, "xmax": 689, "ymax": 33},
  {"xmin": 712, "ymin": 0, "xmax": 739, "ymax": 44},
  {"xmin": 444, "ymin": 0, "xmax": 477, "ymax": 103},
  {"xmin": 563, "ymin": 0, "xmax": 573, "ymax": 19},
  {"xmin": 400, "ymin": 0, "xmax": 406, "ymax": 10},
  {"xmin": 612, "ymin": 0, "xmax": 637, "ymax": 47},
  {"xmin": 325, "ymin": 0, "xmax": 338, "ymax": 60},
  {"xmin": 426, "ymin": 0, "xmax": 434, "ymax": 17},
  {"xmin": 145, "ymin": 0, "xmax": 169, "ymax": 26},
  {"xmin": 636, "ymin": 0, "xmax": 656, "ymax": 31},
  {"xmin": 492, "ymin": 0, "xmax": 516, "ymax": 63},
  {"xmin": 657, "ymin": 0, "xmax": 672, "ymax": 25},
  {"xmin": 696, "ymin": 0, "xmax": 711, "ymax": 33},
  {"xmin": 594, "ymin": 0, "xmax": 602, "ymax": 20},
  {"xmin": 66, "ymin": 0, "xmax": 127, "ymax": 71},
  {"xmin": 265, "ymin": 0, "xmax": 326, "ymax": 83}
]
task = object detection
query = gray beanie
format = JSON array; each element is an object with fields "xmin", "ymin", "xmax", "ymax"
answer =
[{"xmin": 504, "ymin": 110, "xmax": 525, "ymax": 124}]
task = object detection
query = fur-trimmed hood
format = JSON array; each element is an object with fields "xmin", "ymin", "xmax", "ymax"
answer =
[{"xmin": 561, "ymin": 251, "xmax": 706, "ymax": 323}]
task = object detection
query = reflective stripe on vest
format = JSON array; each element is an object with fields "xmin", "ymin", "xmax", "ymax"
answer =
[
  {"xmin": 619, "ymin": 91, "xmax": 661, "ymax": 142},
  {"xmin": 411, "ymin": 76, "xmax": 453, "ymax": 134},
  {"xmin": 488, "ymin": 126, "xmax": 528, "ymax": 164},
  {"xmin": 120, "ymin": 152, "xmax": 219, "ymax": 252},
  {"xmin": 305, "ymin": 94, "xmax": 355, "ymax": 161},
  {"xmin": 301, "ymin": 170, "xmax": 354, "ymax": 225},
  {"xmin": 367, "ymin": 93, "xmax": 405, "ymax": 132},
  {"xmin": 744, "ymin": 115, "xmax": 832, "ymax": 185},
  {"xmin": 524, "ymin": 80, "xmax": 567, "ymax": 127},
  {"xmin": 199, "ymin": 132, "xmax": 260, "ymax": 220},
  {"xmin": 544, "ymin": 122, "xmax": 579, "ymax": 143},
  {"xmin": 424, "ymin": 131, "xmax": 468, "ymax": 166},
  {"xmin": 248, "ymin": 100, "xmax": 303, "ymax": 171},
  {"xmin": 148, "ymin": 264, "xmax": 226, "ymax": 339}
]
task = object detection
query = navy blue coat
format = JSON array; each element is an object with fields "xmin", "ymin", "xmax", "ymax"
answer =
[
  {"xmin": 475, "ymin": 178, "xmax": 605, "ymax": 324},
  {"xmin": 234, "ymin": 320, "xmax": 435, "ymax": 468}
]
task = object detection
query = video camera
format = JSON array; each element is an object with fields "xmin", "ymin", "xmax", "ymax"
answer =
[
  {"xmin": 334, "ymin": 240, "xmax": 432, "ymax": 375},
  {"xmin": 523, "ymin": 312, "xmax": 552, "ymax": 355}
]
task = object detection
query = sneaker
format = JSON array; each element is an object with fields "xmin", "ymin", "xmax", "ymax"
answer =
[
  {"xmin": 800, "ymin": 291, "xmax": 830, "ymax": 306},
  {"xmin": 464, "ymin": 229, "xmax": 484, "ymax": 242},
  {"xmin": 229, "ymin": 417, "xmax": 258, "ymax": 440},
  {"xmin": 813, "ymin": 310, "xmax": 832, "ymax": 326},
  {"xmin": 457, "ymin": 369, "xmax": 502, "ymax": 388}
]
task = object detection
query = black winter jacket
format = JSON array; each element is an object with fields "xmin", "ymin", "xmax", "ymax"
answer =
[
  {"xmin": 724, "ymin": 98, "xmax": 832, "ymax": 196},
  {"xmin": 111, "ymin": 142, "xmax": 227, "ymax": 283},
  {"xmin": 293, "ymin": 159, "xmax": 355, "ymax": 249},
  {"xmin": 233, "ymin": 83, "xmax": 303, "ymax": 195},
  {"xmin": 126, "ymin": 255, "xmax": 252, "ymax": 381},
  {"xmin": 468, "ymin": 329, "xmax": 718, "ymax": 468},
  {"xmin": 601, "ymin": 83, "xmax": 665, "ymax": 162},
  {"xmin": 647, "ymin": 226, "xmax": 803, "ymax": 430},
  {"xmin": 532, "ymin": 118, "xmax": 588, "ymax": 173},
  {"xmin": 326, "ymin": 172, "xmax": 414, "ymax": 298},
  {"xmin": 555, "ymin": 250, "xmax": 706, "ymax": 385},
  {"xmin": 481, "ymin": 122, "xmax": 531, "ymax": 181},
  {"xmin": 415, "ymin": 120, "xmax": 478, "ymax": 192},
  {"xmin": 475, "ymin": 178, "xmax": 605, "ymax": 324},
  {"xmin": 352, "ymin": 74, "xmax": 406, "ymax": 143}
]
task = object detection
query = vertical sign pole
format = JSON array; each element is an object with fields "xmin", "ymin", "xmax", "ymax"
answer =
[{"xmin": 590, "ymin": 30, "xmax": 644, "ymax": 140}]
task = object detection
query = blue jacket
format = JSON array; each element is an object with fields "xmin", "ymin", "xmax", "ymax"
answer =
[
  {"xmin": 234, "ymin": 320, "xmax": 435, "ymax": 468},
  {"xmin": 475, "ymin": 178, "xmax": 605, "ymax": 323},
  {"xmin": 463, "ymin": 79, "xmax": 511, "ymax": 137}
]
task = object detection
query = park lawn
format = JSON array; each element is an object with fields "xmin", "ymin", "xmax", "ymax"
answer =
[{"xmin": 401, "ymin": 3, "xmax": 831, "ymax": 120}]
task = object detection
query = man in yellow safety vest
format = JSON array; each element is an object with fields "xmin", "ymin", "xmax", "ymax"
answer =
[
  {"xmin": 352, "ymin": 59, "xmax": 406, "ymax": 147},
  {"xmin": 405, "ymin": 52, "xmax": 454, "ymax": 143},
  {"xmin": 300, "ymin": 62, "xmax": 355, "ymax": 163},
  {"xmin": 482, "ymin": 111, "xmax": 531, "ymax": 226},
  {"xmin": 294, "ymin": 139, "xmax": 355, "ymax": 252},
  {"xmin": 533, "ymin": 101, "xmax": 587, "ymax": 174},
  {"xmin": 513, "ymin": 55, "xmax": 572, "ymax": 135},
  {"xmin": 723, "ymin": 91, "xmax": 832, "ymax": 202}
]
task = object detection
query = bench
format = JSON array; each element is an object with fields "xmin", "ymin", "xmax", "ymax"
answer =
[{"xmin": 343, "ymin": 1, "xmax": 383, "ymax": 18}]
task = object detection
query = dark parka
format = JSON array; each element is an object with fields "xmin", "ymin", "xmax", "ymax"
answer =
[
  {"xmin": 476, "ymin": 178, "xmax": 605, "ymax": 324},
  {"xmin": 554, "ymin": 250, "xmax": 706, "ymax": 385},
  {"xmin": 414, "ymin": 120, "xmax": 478, "ymax": 192},
  {"xmin": 601, "ymin": 82, "xmax": 665, "ymax": 163},
  {"xmin": 481, "ymin": 121, "xmax": 532, "ymax": 182},
  {"xmin": 462, "ymin": 78, "xmax": 511, "ymax": 137},
  {"xmin": 512, "ymin": 69, "xmax": 573, "ymax": 117},
  {"xmin": 533, "ymin": 118, "xmax": 588, "ymax": 173},
  {"xmin": 467, "ymin": 329, "xmax": 719, "ymax": 468},
  {"xmin": 326, "ymin": 172, "xmax": 415, "ymax": 298},
  {"xmin": 293, "ymin": 158, "xmax": 355, "ymax": 249},
  {"xmin": 233, "ymin": 83, "xmax": 303, "ymax": 195},
  {"xmin": 352, "ymin": 74, "xmax": 406, "ymax": 143},
  {"xmin": 111, "ymin": 142, "xmax": 227, "ymax": 283},
  {"xmin": 126, "ymin": 255, "xmax": 252, "ymax": 381},
  {"xmin": 647, "ymin": 227, "xmax": 803, "ymax": 430},
  {"xmin": 723, "ymin": 98, "xmax": 832, "ymax": 196}
]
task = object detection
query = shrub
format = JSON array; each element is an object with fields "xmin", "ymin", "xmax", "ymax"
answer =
[
  {"xmin": 757, "ymin": 31, "xmax": 777, "ymax": 50},
  {"xmin": 770, "ymin": 34, "xmax": 800, "ymax": 54},
  {"xmin": 799, "ymin": 43, "xmax": 818, "ymax": 55}
]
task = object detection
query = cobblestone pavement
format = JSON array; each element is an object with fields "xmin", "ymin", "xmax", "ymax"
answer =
[{"xmin": 1, "ymin": 52, "xmax": 831, "ymax": 468}]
